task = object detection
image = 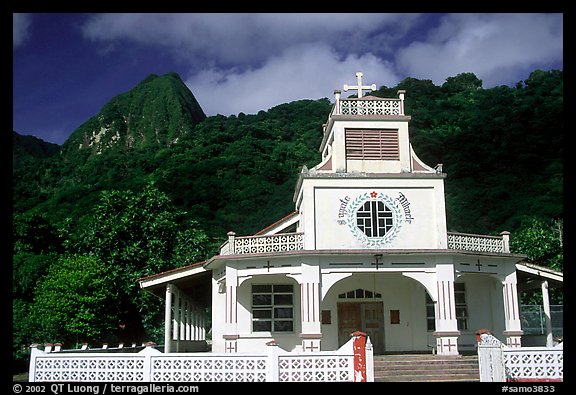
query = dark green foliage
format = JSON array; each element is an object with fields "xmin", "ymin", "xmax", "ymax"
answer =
[
  {"xmin": 511, "ymin": 218, "xmax": 563, "ymax": 271},
  {"xmin": 67, "ymin": 183, "xmax": 210, "ymax": 342},
  {"xmin": 155, "ymin": 99, "xmax": 330, "ymax": 236},
  {"xmin": 59, "ymin": 72, "xmax": 206, "ymax": 161},
  {"xmin": 31, "ymin": 254, "xmax": 119, "ymax": 346},
  {"xmin": 12, "ymin": 131, "xmax": 59, "ymax": 162}
]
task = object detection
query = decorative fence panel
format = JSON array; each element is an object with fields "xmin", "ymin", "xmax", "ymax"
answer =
[
  {"xmin": 340, "ymin": 99, "xmax": 402, "ymax": 116},
  {"xmin": 220, "ymin": 232, "xmax": 304, "ymax": 255},
  {"xmin": 504, "ymin": 346, "xmax": 563, "ymax": 381},
  {"xmin": 447, "ymin": 232, "xmax": 508, "ymax": 253},
  {"xmin": 477, "ymin": 334, "xmax": 563, "ymax": 382},
  {"xmin": 29, "ymin": 334, "xmax": 372, "ymax": 382}
]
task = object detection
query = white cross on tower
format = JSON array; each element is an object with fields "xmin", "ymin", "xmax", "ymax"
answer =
[{"xmin": 343, "ymin": 72, "xmax": 377, "ymax": 98}]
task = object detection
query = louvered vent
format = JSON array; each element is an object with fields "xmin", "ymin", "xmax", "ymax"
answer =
[{"xmin": 345, "ymin": 129, "xmax": 399, "ymax": 160}]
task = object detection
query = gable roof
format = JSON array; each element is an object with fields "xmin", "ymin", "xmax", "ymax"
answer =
[{"xmin": 253, "ymin": 211, "xmax": 300, "ymax": 235}]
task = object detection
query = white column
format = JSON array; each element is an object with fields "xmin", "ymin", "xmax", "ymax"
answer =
[
  {"xmin": 164, "ymin": 284, "xmax": 173, "ymax": 353},
  {"xmin": 185, "ymin": 302, "xmax": 191, "ymax": 341},
  {"xmin": 300, "ymin": 262, "xmax": 322, "ymax": 351},
  {"xmin": 224, "ymin": 266, "xmax": 239, "ymax": 352},
  {"xmin": 194, "ymin": 305, "xmax": 200, "ymax": 340},
  {"xmin": 172, "ymin": 288, "xmax": 180, "ymax": 344},
  {"xmin": 433, "ymin": 264, "xmax": 460, "ymax": 355},
  {"xmin": 201, "ymin": 312, "xmax": 206, "ymax": 340},
  {"xmin": 503, "ymin": 272, "xmax": 523, "ymax": 347},
  {"xmin": 542, "ymin": 281, "xmax": 553, "ymax": 347},
  {"xmin": 179, "ymin": 297, "xmax": 186, "ymax": 341}
]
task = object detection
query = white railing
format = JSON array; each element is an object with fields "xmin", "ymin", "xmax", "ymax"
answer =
[
  {"xmin": 447, "ymin": 232, "xmax": 509, "ymax": 253},
  {"xmin": 219, "ymin": 231, "xmax": 511, "ymax": 256},
  {"xmin": 477, "ymin": 334, "xmax": 563, "ymax": 382},
  {"xmin": 29, "ymin": 334, "xmax": 373, "ymax": 382},
  {"xmin": 220, "ymin": 232, "xmax": 304, "ymax": 255},
  {"xmin": 339, "ymin": 98, "xmax": 402, "ymax": 116}
]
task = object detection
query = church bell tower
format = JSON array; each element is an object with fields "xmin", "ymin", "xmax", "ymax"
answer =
[{"xmin": 293, "ymin": 72, "xmax": 447, "ymax": 251}]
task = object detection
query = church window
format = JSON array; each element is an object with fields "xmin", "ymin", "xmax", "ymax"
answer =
[
  {"xmin": 425, "ymin": 292, "xmax": 435, "ymax": 331},
  {"xmin": 338, "ymin": 288, "xmax": 382, "ymax": 299},
  {"xmin": 455, "ymin": 282, "xmax": 468, "ymax": 331},
  {"xmin": 425, "ymin": 284, "xmax": 468, "ymax": 331},
  {"xmin": 252, "ymin": 284, "xmax": 294, "ymax": 333},
  {"xmin": 356, "ymin": 200, "xmax": 394, "ymax": 237},
  {"xmin": 345, "ymin": 129, "xmax": 399, "ymax": 160}
]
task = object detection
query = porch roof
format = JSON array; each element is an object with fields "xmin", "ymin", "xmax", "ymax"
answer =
[
  {"xmin": 516, "ymin": 261, "xmax": 563, "ymax": 290},
  {"xmin": 138, "ymin": 260, "xmax": 212, "ymax": 304}
]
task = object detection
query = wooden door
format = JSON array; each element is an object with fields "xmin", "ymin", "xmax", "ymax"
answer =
[
  {"xmin": 361, "ymin": 302, "xmax": 385, "ymax": 354},
  {"xmin": 337, "ymin": 303, "xmax": 361, "ymax": 347}
]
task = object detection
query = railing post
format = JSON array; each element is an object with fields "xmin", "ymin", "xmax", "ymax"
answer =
[
  {"xmin": 500, "ymin": 231, "xmax": 510, "ymax": 253},
  {"xmin": 334, "ymin": 90, "xmax": 341, "ymax": 115},
  {"xmin": 397, "ymin": 90, "xmax": 406, "ymax": 116},
  {"xmin": 227, "ymin": 231, "xmax": 236, "ymax": 254}
]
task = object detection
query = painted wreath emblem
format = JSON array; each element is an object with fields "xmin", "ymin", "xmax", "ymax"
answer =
[{"xmin": 345, "ymin": 191, "xmax": 404, "ymax": 247}]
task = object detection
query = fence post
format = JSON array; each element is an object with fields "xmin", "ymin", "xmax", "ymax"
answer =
[
  {"xmin": 365, "ymin": 336, "xmax": 374, "ymax": 382},
  {"xmin": 266, "ymin": 339, "xmax": 280, "ymax": 382},
  {"xmin": 28, "ymin": 344, "xmax": 41, "ymax": 382},
  {"xmin": 351, "ymin": 331, "xmax": 368, "ymax": 382},
  {"xmin": 477, "ymin": 332, "xmax": 506, "ymax": 382},
  {"xmin": 478, "ymin": 345, "xmax": 505, "ymax": 382},
  {"xmin": 141, "ymin": 342, "xmax": 160, "ymax": 382}
]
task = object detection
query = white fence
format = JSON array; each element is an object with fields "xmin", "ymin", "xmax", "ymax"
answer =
[
  {"xmin": 220, "ymin": 231, "xmax": 509, "ymax": 256},
  {"xmin": 477, "ymin": 334, "xmax": 563, "ymax": 382},
  {"xmin": 29, "ymin": 335, "xmax": 373, "ymax": 382},
  {"xmin": 447, "ymin": 232, "xmax": 509, "ymax": 253},
  {"xmin": 220, "ymin": 232, "xmax": 304, "ymax": 255}
]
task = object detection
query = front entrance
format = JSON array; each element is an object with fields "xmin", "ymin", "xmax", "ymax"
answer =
[{"xmin": 338, "ymin": 302, "xmax": 385, "ymax": 354}]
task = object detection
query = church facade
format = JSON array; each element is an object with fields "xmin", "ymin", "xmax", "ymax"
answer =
[{"xmin": 139, "ymin": 73, "xmax": 527, "ymax": 356}]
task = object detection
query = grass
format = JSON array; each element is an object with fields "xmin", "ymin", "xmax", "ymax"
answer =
[{"xmin": 13, "ymin": 372, "xmax": 29, "ymax": 382}]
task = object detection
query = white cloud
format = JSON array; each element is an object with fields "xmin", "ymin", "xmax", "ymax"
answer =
[
  {"xmin": 81, "ymin": 13, "xmax": 421, "ymax": 67},
  {"xmin": 13, "ymin": 13, "xmax": 32, "ymax": 48},
  {"xmin": 185, "ymin": 43, "xmax": 400, "ymax": 116},
  {"xmin": 396, "ymin": 13, "xmax": 563, "ymax": 87}
]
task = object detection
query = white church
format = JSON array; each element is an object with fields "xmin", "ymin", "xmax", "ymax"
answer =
[{"xmin": 139, "ymin": 72, "xmax": 544, "ymax": 357}]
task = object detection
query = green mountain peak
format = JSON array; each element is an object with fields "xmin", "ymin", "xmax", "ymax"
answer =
[{"xmin": 61, "ymin": 72, "xmax": 206, "ymax": 159}]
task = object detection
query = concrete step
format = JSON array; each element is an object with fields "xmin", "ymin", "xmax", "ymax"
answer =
[{"xmin": 373, "ymin": 354, "xmax": 480, "ymax": 382}]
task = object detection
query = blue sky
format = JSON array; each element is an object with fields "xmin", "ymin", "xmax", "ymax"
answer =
[{"xmin": 13, "ymin": 13, "xmax": 563, "ymax": 145}]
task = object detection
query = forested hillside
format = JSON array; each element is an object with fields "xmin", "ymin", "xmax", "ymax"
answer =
[{"xmin": 12, "ymin": 69, "xmax": 563, "ymax": 371}]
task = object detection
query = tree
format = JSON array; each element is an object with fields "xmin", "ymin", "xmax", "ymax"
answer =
[
  {"xmin": 511, "ymin": 217, "xmax": 563, "ymax": 305},
  {"xmin": 31, "ymin": 254, "xmax": 119, "ymax": 347},
  {"xmin": 69, "ymin": 182, "xmax": 210, "ymax": 342},
  {"xmin": 511, "ymin": 217, "xmax": 563, "ymax": 271},
  {"xmin": 441, "ymin": 72, "xmax": 483, "ymax": 93}
]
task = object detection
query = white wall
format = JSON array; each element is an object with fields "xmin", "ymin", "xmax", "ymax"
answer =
[
  {"xmin": 301, "ymin": 177, "xmax": 447, "ymax": 250},
  {"xmin": 211, "ymin": 273, "xmax": 303, "ymax": 353},
  {"xmin": 456, "ymin": 274, "xmax": 506, "ymax": 349}
]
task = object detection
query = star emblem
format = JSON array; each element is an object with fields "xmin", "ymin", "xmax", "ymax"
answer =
[{"xmin": 370, "ymin": 191, "xmax": 378, "ymax": 198}]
